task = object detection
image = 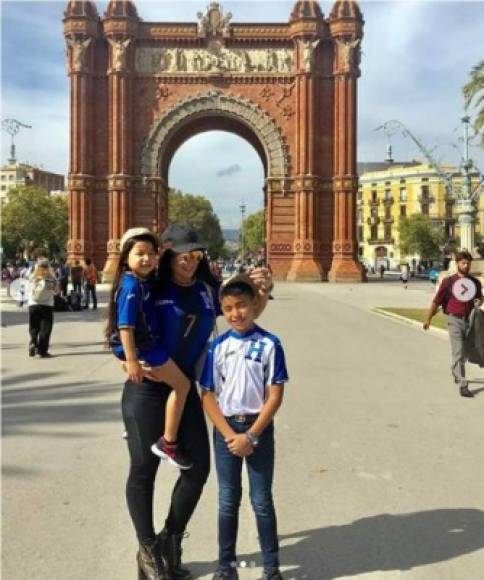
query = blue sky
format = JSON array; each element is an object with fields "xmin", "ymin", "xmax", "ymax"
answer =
[{"xmin": 1, "ymin": 0, "xmax": 484, "ymax": 228}]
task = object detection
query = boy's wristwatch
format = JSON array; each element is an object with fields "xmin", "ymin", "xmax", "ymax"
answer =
[{"xmin": 245, "ymin": 431, "xmax": 259, "ymax": 447}]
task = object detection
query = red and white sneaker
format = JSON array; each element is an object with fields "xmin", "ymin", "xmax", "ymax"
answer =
[{"xmin": 151, "ymin": 437, "xmax": 193, "ymax": 470}]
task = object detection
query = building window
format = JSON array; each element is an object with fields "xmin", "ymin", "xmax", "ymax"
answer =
[
  {"xmin": 421, "ymin": 185, "xmax": 430, "ymax": 199},
  {"xmin": 400, "ymin": 179, "xmax": 406, "ymax": 184},
  {"xmin": 422, "ymin": 204, "xmax": 429, "ymax": 216},
  {"xmin": 384, "ymin": 189, "xmax": 392, "ymax": 200},
  {"xmin": 1, "ymin": 175, "xmax": 6, "ymax": 181},
  {"xmin": 357, "ymin": 226, "xmax": 364, "ymax": 241},
  {"xmin": 422, "ymin": 177, "xmax": 429, "ymax": 182},
  {"xmin": 385, "ymin": 206, "xmax": 392, "ymax": 219},
  {"xmin": 399, "ymin": 188, "xmax": 407, "ymax": 202},
  {"xmin": 384, "ymin": 224, "xmax": 392, "ymax": 240},
  {"xmin": 400, "ymin": 205, "xmax": 407, "ymax": 218},
  {"xmin": 445, "ymin": 203, "xmax": 453, "ymax": 219},
  {"xmin": 371, "ymin": 208, "xmax": 378, "ymax": 219},
  {"xmin": 370, "ymin": 226, "xmax": 378, "ymax": 240},
  {"xmin": 357, "ymin": 190, "xmax": 363, "ymax": 201},
  {"xmin": 8, "ymin": 174, "xmax": 14, "ymax": 180},
  {"xmin": 1, "ymin": 185, "xmax": 6, "ymax": 191},
  {"xmin": 371, "ymin": 190, "xmax": 378, "ymax": 203}
]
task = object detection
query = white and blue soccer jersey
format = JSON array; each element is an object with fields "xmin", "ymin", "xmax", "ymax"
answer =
[{"xmin": 200, "ymin": 325, "xmax": 288, "ymax": 416}]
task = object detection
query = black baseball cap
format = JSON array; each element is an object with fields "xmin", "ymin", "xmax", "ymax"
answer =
[{"xmin": 160, "ymin": 224, "xmax": 206, "ymax": 253}]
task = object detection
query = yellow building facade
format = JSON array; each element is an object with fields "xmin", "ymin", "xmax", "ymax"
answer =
[{"xmin": 357, "ymin": 162, "xmax": 483, "ymax": 270}]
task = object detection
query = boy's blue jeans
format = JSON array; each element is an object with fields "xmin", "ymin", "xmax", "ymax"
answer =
[{"xmin": 214, "ymin": 417, "xmax": 279, "ymax": 570}]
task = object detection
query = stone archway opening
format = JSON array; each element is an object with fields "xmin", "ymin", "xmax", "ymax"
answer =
[{"xmin": 167, "ymin": 128, "xmax": 266, "ymax": 257}]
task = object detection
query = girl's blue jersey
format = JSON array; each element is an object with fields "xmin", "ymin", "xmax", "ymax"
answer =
[
  {"xmin": 112, "ymin": 272, "xmax": 159, "ymax": 350},
  {"xmin": 152, "ymin": 280, "xmax": 221, "ymax": 379}
]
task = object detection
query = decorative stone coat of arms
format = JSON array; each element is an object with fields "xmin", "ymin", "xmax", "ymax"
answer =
[{"xmin": 197, "ymin": 2, "xmax": 232, "ymax": 38}]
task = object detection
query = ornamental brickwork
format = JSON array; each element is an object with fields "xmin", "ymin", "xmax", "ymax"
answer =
[{"xmin": 63, "ymin": 0, "xmax": 365, "ymax": 282}]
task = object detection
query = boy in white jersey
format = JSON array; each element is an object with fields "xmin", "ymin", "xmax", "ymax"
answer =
[{"xmin": 200, "ymin": 275, "xmax": 288, "ymax": 580}]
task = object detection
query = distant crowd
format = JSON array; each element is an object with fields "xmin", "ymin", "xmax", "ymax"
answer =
[{"xmin": 2, "ymin": 258, "xmax": 98, "ymax": 311}]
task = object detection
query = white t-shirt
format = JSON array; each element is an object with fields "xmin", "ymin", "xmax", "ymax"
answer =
[{"xmin": 199, "ymin": 324, "xmax": 288, "ymax": 416}]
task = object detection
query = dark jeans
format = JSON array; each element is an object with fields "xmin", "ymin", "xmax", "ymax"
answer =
[
  {"xmin": 28, "ymin": 305, "xmax": 54, "ymax": 355},
  {"xmin": 83, "ymin": 283, "xmax": 97, "ymax": 309},
  {"xmin": 214, "ymin": 418, "xmax": 279, "ymax": 570},
  {"xmin": 121, "ymin": 381, "xmax": 210, "ymax": 544},
  {"xmin": 72, "ymin": 280, "xmax": 82, "ymax": 294},
  {"xmin": 59, "ymin": 279, "xmax": 68, "ymax": 297}
]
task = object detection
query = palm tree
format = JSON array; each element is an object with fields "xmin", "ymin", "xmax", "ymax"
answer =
[{"xmin": 463, "ymin": 60, "xmax": 484, "ymax": 146}]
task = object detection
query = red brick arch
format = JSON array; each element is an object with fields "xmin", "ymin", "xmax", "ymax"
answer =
[
  {"xmin": 140, "ymin": 90, "xmax": 289, "ymax": 182},
  {"xmin": 64, "ymin": 0, "xmax": 365, "ymax": 282}
]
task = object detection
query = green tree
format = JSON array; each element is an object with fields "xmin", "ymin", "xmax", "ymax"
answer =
[
  {"xmin": 168, "ymin": 189, "xmax": 224, "ymax": 258},
  {"xmin": 241, "ymin": 210, "xmax": 265, "ymax": 254},
  {"xmin": 398, "ymin": 215, "xmax": 445, "ymax": 260},
  {"xmin": 2, "ymin": 186, "xmax": 68, "ymax": 259},
  {"xmin": 463, "ymin": 60, "xmax": 484, "ymax": 146}
]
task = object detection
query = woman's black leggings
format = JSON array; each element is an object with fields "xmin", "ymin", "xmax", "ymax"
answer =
[{"xmin": 121, "ymin": 380, "xmax": 210, "ymax": 544}]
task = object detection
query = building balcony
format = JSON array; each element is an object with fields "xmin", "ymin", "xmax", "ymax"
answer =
[
  {"xmin": 383, "ymin": 217, "xmax": 394, "ymax": 223},
  {"xmin": 367, "ymin": 238, "xmax": 395, "ymax": 245},
  {"xmin": 417, "ymin": 195, "xmax": 435, "ymax": 204},
  {"xmin": 383, "ymin": 197, "xmax": 394, "ymax": 205},
  {"xmin": 367, "ymin": 216, "xmax": 380, "ymax": 226},
  {"xmin": 369, "ymin": 199, "xmax": 380, "ymax": 207}
]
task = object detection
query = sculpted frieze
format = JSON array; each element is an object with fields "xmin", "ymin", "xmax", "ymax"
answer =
[{"xmin": 135, "ymin": 46, "xmax": 294, "ymax": 75}]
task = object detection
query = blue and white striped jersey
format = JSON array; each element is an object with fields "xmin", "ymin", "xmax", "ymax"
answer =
[{"xmin": 199, "ymin": 325, "xmax": 288, "ymax": 416}]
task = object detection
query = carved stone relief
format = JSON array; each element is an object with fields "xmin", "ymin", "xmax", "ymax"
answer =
[
  {"xmin": 335, "ymin": 38, "xmax": 360, "ymax": 73},
  {"xmin": 197, "ymin": 2, "xmax": 232, "ymax": 38},
  {"xmin": 108, "ymin": 38, "xmax": 131, "ymax": 72},
  {"xmin": 66, "ymin": 37, "xmax": 92, "ymax": 73},
  {"xmin": 300, "ymin": 39, "xmax": 319, "ymax": 73},
  {"xmin": 135, "ymin": 46, "xmax": 294, "ymax": 75},
  {"xmin": 141, "ymin": 91, "xmax": 289, "ymax": 179}
]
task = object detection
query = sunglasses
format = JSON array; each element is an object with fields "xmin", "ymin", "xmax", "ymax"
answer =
[{"xmin": 176, "ymin": 250, "xmax": 204, "ymax": 264}]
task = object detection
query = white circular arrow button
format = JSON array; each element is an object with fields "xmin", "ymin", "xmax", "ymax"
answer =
[{"xmin": 452, "ymin": 278, "xmax": 477, "ymax": 303}]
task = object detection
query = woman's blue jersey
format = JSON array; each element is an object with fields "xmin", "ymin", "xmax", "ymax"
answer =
[{"xmin": 152, "ymin": 280, "xmax": 221, "ymax": 379}]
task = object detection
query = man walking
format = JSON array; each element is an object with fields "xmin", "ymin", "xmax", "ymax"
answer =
[
  {"xmin": 83, "ymin": 258, "xmax": 98, "ymax": 310},
  {"xmin": 423, "ymin": 251, "xmax": 483, "ymax": 397}
]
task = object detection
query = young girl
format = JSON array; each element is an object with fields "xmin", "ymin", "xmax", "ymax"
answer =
[
  {"xmin": 28, "ymin": 258, "xmax": 58, "ymax": 358},
  {"xmin": 106, "ymin": 227, "xmax": 192, "ymax": 470}
]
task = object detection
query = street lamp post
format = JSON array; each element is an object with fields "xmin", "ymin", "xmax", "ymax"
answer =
[
  {"xmin": 1, "ymin": 119, "xmax": 32, "ymax": 165},
  {"xmin": 240, "ymin": 200, "xmax": 246, "ymax": 260},
  {"xmin": 377, "ymin": 118, "xmax": 484, "ymax": 255}
]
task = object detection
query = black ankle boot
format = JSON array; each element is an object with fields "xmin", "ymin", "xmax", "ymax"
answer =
[
  {"xmin": 137, "ymin": 538, "xmax": 166, "ymax": 580},
  {"xmin": 158, "ymin": 528, "xmax": 193, "ymax": 580}
]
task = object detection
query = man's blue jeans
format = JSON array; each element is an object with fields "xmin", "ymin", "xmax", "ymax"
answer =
[{"xmin": 214, "ymin": 417, "xmax": 279, "ymax": 570}]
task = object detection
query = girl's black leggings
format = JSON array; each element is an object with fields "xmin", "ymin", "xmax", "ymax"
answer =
[{"xmin": 121, "ymin": 380, "xmax": 210, "ymax": 544}]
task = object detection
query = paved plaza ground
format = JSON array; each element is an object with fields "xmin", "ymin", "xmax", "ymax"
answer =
[{"xmin": 2, "ymin": 279, "xmax": 484, "ymax": 580}]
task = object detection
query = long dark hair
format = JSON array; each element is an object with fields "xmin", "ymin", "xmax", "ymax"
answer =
[
  {"xmin": 157, "ymin": 248, "xmax": 219, "ymax": 290},
  {"xmin": 105, "ymin": 234, "xmax": 158, "ymax": 344}
]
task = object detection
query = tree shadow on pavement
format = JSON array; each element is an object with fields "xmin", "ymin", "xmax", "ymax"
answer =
[
  {"xmin": 2, "ymin": 376, "xmax": 121, "ymax": 437},
  {"xmin": 188, "ymin": 508, "xmax": 484, "ymax": 580}
]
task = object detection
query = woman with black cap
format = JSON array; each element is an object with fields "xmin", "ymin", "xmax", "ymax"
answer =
[{"xmin": 121, "ymin": 224, "xmax": 273, "ymax": 580}]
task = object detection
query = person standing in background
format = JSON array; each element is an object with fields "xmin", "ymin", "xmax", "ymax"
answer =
[
  {"xmin": 28, "ymin": 258, "xmax": 58, "ymax": 358},
  {"xmin": 83, "ymin": 258, "xmax": 98, "ymax": 310},
  {"xmin": 70, "ymin": 260, "xmax": 84, "ymax": 295}
]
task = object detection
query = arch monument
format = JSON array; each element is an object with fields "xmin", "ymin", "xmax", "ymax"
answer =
[{"xmin": 63, "ymin": 0, "xmax": 365, "ymax": 282}]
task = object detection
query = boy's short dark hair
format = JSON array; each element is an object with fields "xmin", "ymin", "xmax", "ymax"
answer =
[
  {"xmin": 220, "ymin": 280, "xmax": 256, "ymax": 302},
  {"xmin": 455, "ymin": 250, "xmax": 473, "ymax": 262}
]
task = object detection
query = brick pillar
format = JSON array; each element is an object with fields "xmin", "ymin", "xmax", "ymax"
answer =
[
  {"xmin": 287, "ymin": 38, "xmax": 324, "ymax": 281},
  {"xmin": 328, "ymin": 17, "xmax": 365, "ymax": 282},
  {"xmin": 103, "ymin": 36, "xmax": 135, "ymax": 280},
  {"xmin": 65, "ymin": 35, "xmax": 95, "ymax": 265}
]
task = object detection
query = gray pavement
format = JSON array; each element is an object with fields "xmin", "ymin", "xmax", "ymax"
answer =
[{"xmin": 2, "ymin": 280, "xmax": 484, "ymax": 580}]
